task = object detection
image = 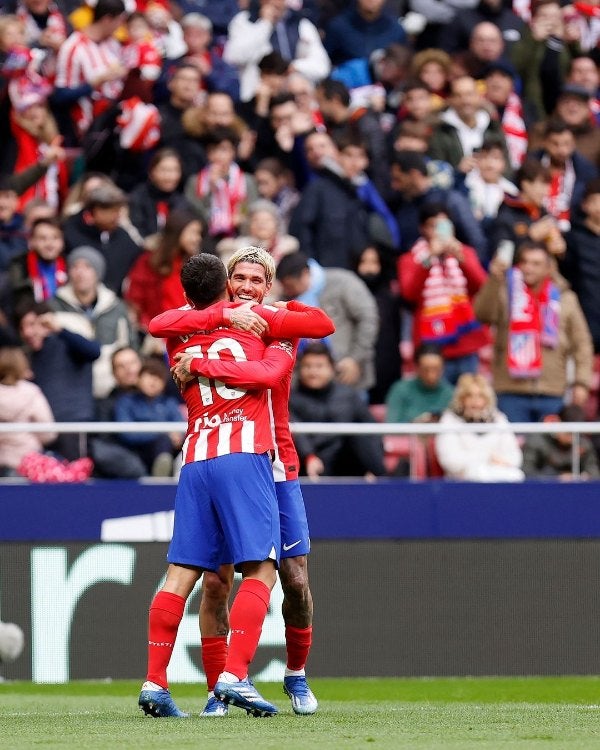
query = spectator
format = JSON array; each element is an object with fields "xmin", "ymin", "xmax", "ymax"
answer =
[
  {"xmin": 396, "ymin": 78, "xmax": 439, "ymax": 125},
  {"xmin": 121, "ymin": 11, "xmax": 163, "ymax": 103},
  {"xmin": 483, "ymin": 60, "xmax": 531, "ymax": 170},
  {"xmin": 184, "ymin": 126, "xmax": 258, "ymax": 244},
  {"xmin": 53, "ymin": 0, "xmax": 127, "ymax": 143},
  {"xmin": 16, "ymin": 300, "xmax": 100, "ymax": 460},
  {"xmin": 0, "ymin": 344, "xmax": 56, "ymax": 477},
  {"xmin": 114, "ymin": 357, "xmax": 184, "ymax": 477},
  {"xmin": 488, "ymin": 157, "xmax": 565, "ymax": 264},
  {"xmin": 473, "ymin": 240, "xmax": 594, "ymax": 422},
  {"xmin": 353, "ymin": 244, "xmax": 402, "ymax": 403},
  {"xmin": 216, "ymin": 198, "xmax": 298, "ymax": 267},
  {"xmin": 289, "ymin": 342, "xmax": 386, "ymax": 479},
  {"xmin": 2, "ymin": 85, "xmax": 68, "ymax": 213},
  {"xmin": 62, "ymin": 183, "xmax": 142, "ymax": 295},
  {"xmin": 562, "ymin": 178, "xmax": 600, "ymax": 353},
  {"xmin": 522, "ymin": 403, "xmax": 600, "ymax": 479},
  {"xmin": 440, "ymin": 0, "xmax": 525, "ymax": 55},
  {"xmin": 509, "ymin": 0, "xmax": 575, "ymax": 122},
  {"xmin": 276, "ymin": 251, "xmax": 379, "ymax": 391},
  {"xmin": 223, "ymin": 0, "xmax": 330, "ymax": 103},
  {"xmin": 458, "ymin": 139, "xmax": 518, "ymax": 236},
  {"xmin": 315, "ymin": 77, "xmax": 389, "ymax": 193},
  {"xmin": 566, "ymin": 54, "xmax": 600, "ymax": 123},
  {"xmin": 529, "ymin": 84, "xmax": 600, "ymax": 166},
  {"xmin": 128, "ymin": 148, "xmax": 191, "ymax": 240},
  {"xmin": 398, "ymin": 203, "xmax": 490, "ymax": 384},
  {"xmin": 48, "ymin": 245, "xmax": 136, "ymax": 399},
  {"xmin": 530, "ymin": 118, "xmax": 598, "ymax": 232},
  {"xmin": 408, "ymin": 0, "xmax": 480, "ymax": 51},
  {"xmin": 180, "ymin": 12, "xmax": 240, "ymax": 101},
  {"xmin": 95, "ymin": 344, "xmax": 142, "ymax": 423},
  {"xmin": 11, "ymin": 0, "xmax": 68, "ymax": 75},
  {"xmin": 125, "ymin": 209, "xmax": 202, "ymax": 335},
  {"xmin": 254, "ymin": 156, "xmax": 300, "ymax": 231},
  {"xmin": 156, "ymin": 63, "xmax": 205, "ymax": 180},
  {"xmin": 453, "ymin": 21, "xmax": 508, "ymax": 80},
  {"xmin": 324, "ymin": 0, "xmax": 407, "ymax": 69},
  {"xmin": 5, "ymin": 217, "xmax": 66, "ymax": 314},
  {"xmin": 411, "ymin": 47, "xmax": 452, "ymax": 103},
  {"xmin": 288, "ymin": 139, "xmax": 375, "ymax": 268},
  {"xmin": 434, "ymin": 372, "xmax": 525, "ymax": 481},
  {"xmin": 252, "ymin": 91, "xmax": 314, "ymax": 172},
  {"xmin": 427, "ymin": 74, "xmax": 509, "ymax": 174},
  {"xmin": 390, "ymin": 150, "xmax": 486, "ymax": 255},
  {"xmin": 0, "ymin": 175, "xmax": 27, "ymax": 272},
  {"xmin": 385, "ymin": 342, "xmax": 454, "ymax": 423}
]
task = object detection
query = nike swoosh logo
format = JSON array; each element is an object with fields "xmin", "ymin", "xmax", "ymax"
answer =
[{"xmin": 282, "ymin": 540, "xmax": 302, "ymax": 552}]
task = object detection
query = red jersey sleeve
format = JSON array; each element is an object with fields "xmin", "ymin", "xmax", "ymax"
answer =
[
  {"xmin": 189, "ymin": 339, "xmax": 294, "ymax": 389},
  {"xmin": 148, "ymin": 302, "xmax": 228, "ymax": 337},
  {"xmin": 254, "ymin": 302, "xmax": 335, "ymax": 339}
]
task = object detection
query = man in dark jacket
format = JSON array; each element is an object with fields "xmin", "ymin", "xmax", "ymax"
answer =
[
  {"xmin": 290, "ymin": 342, "xmax": 386, "ymax": 478},
  {"xmin": 563, "ymin": 178, "xmax": 600, "ymax": 353},
  {"xmin": 62, "ymin": 184, "xmax": 142, "ymax": 295}
]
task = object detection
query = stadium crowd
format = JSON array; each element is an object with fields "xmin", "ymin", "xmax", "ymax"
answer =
[{"xmin": 0, "ymin": 0, "xmax": 599, "ymax": 480}]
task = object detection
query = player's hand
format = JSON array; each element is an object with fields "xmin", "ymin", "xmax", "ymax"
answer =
[
  {"xmin": 226, "ymin": 303, "xmax": 268, "ymax": 336},
  {"xmin": 171, "ymin": 353, "xmax": 196, "ymax": 391},
  {"xmin": 335, "ymin": 357, "xmax": 361, "ymax": 385},
  {"xmin": 306, "ymin": 454, "xmax": 324, "ymax": 480}
]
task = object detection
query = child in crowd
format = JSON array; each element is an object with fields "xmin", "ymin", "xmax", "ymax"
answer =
[
  {"xmin": 185, "ymin": 126, "xmax": 257, "ymax": 242},
  {"xmin": 0, "ymin": 345, "xmax": 56, "ymax": 477},
  {"xmin": 114, "ymin": 357, "xmax": 184, "ymax": 476},
  {"xmin": 122, "ymin": 11, "xmax": 163, "ymax": 102}
]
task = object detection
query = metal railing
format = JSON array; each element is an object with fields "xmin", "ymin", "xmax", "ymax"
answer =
[{"xmin": 0, "ymin": 420, "xmax": 598, "ymax": 479}]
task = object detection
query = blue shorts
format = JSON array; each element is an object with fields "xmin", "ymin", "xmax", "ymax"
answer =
[
  {"xmin": 277, "ymin": 479, "xmax": 310, "ymax": 558},
  {"xmin": 168, "ymin": 453, "xmax": 280, "ymax": 571}
]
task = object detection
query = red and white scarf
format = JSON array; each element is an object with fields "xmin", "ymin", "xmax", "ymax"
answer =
[
  {"xmin": 10, "ymin": 111, "xmax": 67, "ymax": 211},
  {"xmin": 196, "ymin": 163, "xmax": 247, "ymax": 237},
  {"xmin": 507, "ymin": 267, "xmax": 560, "ymax": 379},
  {"xmin": 26, "ymin": 250, "xmax": 67, "ymax": 301},
  {"xmin": 541, "ymin": 155, "xmax": 575, "ymax": 232},
  {"xmin": 501, "ymin": 92, "xmax": 528, "ymax": 170},
  {"xmin": 412, "ymin": 238, "xmax": 481, "ymax": 345}
]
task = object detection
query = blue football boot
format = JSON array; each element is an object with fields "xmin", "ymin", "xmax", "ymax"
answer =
[{"xmin": 283, "ymin": 675, "xmax": 318, "ymax": 715}]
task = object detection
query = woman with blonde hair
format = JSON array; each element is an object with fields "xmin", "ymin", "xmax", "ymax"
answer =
[
  {"xmin": 0, "ymin": 345, "xmax": 56, "ymax": 476},
  {"xmin": 434, "ymin": 372, "xmax": 525, "ymax": 481}
]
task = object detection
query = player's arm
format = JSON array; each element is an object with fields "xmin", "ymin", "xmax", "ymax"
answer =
[
  {"xmin": 255, "ymin": 301, "xmax": 335, "ymax": 339},
  {"xmin": 173, "ymin": 340, "xmax": 294, "ymax": 390},
  {"xmin": 148, "ymin": 301, "xmax": 267, "ymax": 337}
]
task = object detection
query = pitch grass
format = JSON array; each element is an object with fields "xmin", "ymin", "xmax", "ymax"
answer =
[{"xmin": 2, "ymin": 678, "xmax": 600, "ymax": 750}]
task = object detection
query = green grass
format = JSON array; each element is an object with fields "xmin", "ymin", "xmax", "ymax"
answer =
[{"xmin": 2, "ymin": 678, "xmax": 600, "ymax": 749}]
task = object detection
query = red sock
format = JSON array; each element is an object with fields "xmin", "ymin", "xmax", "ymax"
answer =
[
  {"xmin": 285, "ymin": 625, "xmax": 312, "ymax": 671},
  {"xmin": 224, "ymin": 578, "xmax": 270, "ymax": 680},
  {"xmin": 146, "ymin": 591, "xmax": 186, "ymax": 688},
  {"xmin": 201, "ymin": 636, "xmax": 228, "ymax": 692}
]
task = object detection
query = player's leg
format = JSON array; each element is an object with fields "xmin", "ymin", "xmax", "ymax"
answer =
[
  {"xmin": 140, "ymin": 461, "xmax": 224, "ymax": 718},
  {"xmin": 139, "ymin": 563, "xmax": 200, "ymax": 718},
  {"xmin": 199, "ymin": 564, "xmax": 234, "ymax": 717},
  {"xmin": 215, "ymin": 559, "xmax": 279, "ymax": 716},
  {"xmin": 210, "ymin": 453, "xmax": 281, "ymax": 716},
  {"xmin": 277, "ymin": 478, "xmax": 318, "ymax": 714}
]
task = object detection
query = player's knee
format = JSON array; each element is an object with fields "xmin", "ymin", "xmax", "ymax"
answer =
[
  {"xmin": 280, "ymin": 557, "xmax": 310, "ymax": 599},
  {"xmin": 202, "ymin": 571, "xmax": 232, "ymax": 604}
]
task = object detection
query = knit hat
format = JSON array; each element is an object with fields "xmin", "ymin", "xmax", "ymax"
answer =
[{"xmin": 68, "ymin": 246, "xmax": 106, "ymax": 281}]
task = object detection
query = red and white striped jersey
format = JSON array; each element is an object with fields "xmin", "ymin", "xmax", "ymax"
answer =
[
  {"xmin": 152, "ymin": 300, "xmax": 335, "ymax": 480},
  {"xmin": 167, "ymin": 328, "xmax": 277, "ymax": 465},
  {"xmin": 55, "ymin": 31, "xmax": 123, "ymax": 134}
]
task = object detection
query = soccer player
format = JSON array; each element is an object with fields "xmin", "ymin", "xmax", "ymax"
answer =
[
  {"xmin": 150, "ymin": 246, "xmax": 334, "ymax": 716},
  {"xmin": 141, "ymin": 251, "xmax": 334, "ymax": 718}
]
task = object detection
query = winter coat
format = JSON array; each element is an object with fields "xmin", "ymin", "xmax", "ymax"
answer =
[
  {"xmin": 435, "ymin": 409, "xmax": 525, "ymax": 481},
  {"xmin": 0, "ymin": 380, "xmax": 57, "ymax": 469},
  {"xmin": 128, "ymin": 182, "xmax": 191, "ymax": 239},
  {"xmin": 473, "ymin": 273, "xmax": 593, "ymax": 396},
  {"xmin": 289, "ymin": 380, "xmax": 386, "ymax": 476},
  {"xmin": 49, "ymin": 283, "xmax": 136, "ymax": 399},
  {"xmin": 562, "ymin": 221, "xmax": 600, "ymax": 352}
]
